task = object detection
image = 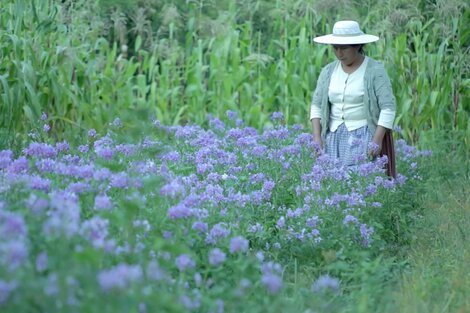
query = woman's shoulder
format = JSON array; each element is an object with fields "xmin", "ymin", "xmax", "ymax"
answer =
[
  {"xmin": 366, "ymin": 57, "xmax": 387, "ymax": 71},
  {"xmin": 365, "ymin": 57, "xmax": 390, "ymax": 77},
  {"xmin": 321, "ymin": 60, "xmax": 339, "ymax": 74}
]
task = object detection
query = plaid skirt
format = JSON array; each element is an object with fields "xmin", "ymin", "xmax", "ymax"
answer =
[{"xmin": 325, "ymin": 123, "xmax": 372, "ymax": 167}]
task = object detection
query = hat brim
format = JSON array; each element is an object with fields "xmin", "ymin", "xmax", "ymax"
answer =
[{"xmin": 313, "ymin": 34, "xmax": 379, "ymax": 45}]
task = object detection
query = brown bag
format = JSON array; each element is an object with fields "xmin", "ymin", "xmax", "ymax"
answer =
[{"xmin": 380, "ymin": 129, "xmax": 396, "ymax": 178}]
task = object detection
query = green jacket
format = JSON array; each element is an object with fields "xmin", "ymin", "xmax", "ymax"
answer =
[{"xmin": 310, "ymin": 58, "xmax": 396, "ymax": 138}]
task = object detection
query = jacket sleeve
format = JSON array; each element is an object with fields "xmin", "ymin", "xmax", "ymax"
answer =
[
  {"xmin": 373, "ymin": 63, "xmax": 396, "ymax": 112},
  {"xmin": 310, "ymin": 66, "xmax": 329, "ymax": 120}
]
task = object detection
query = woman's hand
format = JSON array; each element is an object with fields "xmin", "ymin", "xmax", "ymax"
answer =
[
  {"xmin": 313, "ymin": 134, "xmax": 323, "ymax": 155},
  {"xmin": 369, "ymin": 125, "xmax": 387, "ymax": 159},
  {"xmin": 367, "ymin": 140, "xmax": 382, "ymax": 159},
  {"xmin": 311, "ymin": 118, "xmax": 323, "ymax": 155}
]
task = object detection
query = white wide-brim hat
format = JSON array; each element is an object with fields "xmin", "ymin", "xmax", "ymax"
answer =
[{"xmin": 313, "ymin": 20, "xmax": 379, "ymax": 45}]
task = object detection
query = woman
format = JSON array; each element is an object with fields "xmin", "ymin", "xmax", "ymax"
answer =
[{"xmin": 310, "ymin": 20, "xmax": 396, "ymax": 177}]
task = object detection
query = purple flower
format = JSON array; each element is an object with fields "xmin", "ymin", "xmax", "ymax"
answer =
[
  {"xmin": 229, "ymin": 236, "xmax": 249, "ymax": 254},
  {"xmin": 88, "ymin": 128, "xmax": 97, "ymax": 138},
  {"xmin": 43, "ymin": 124, "xmax": 50, "ymax": 133},
  {"xmin": 146, "ymin": 261, "xmax": 167, "ymax": 281},
  {"xmin": 262, "ymin": 180, "xmax": 275, "ymax": 193},
  {"xmin": 94, "ymin": 194, "xmax": 113, "ymax": 211},
  {"xmin": 396, "ymin": 174, "xmax": 407, "ymax": 186},
  {"xmin": 114, "ymin": 144, "xmax": 137, "ymax": 156},
  {"xmin": 206, "ymin": 114, "xmax": 225, "ymax": 131},
  {"xmin": 168, "ymin": 204, "xmax": 192, "ymax": 219},
  {"xmin": 359, "ymin": 224, "xmax": 374, "ymax": 247},
  {"xmin": 364, "ymin": 184, "xmax": 377, "ymax": 196},
  {"xmin": 0, "ymin": 150, "xmax": 14, "ymax": 169},
  {"xmin": 0, "ymin": 210, "xmax": 27, "ymax": 238},
  {"xmin": 36, "ymin": 252, "xmax": 48, "ymax": 272},
  {"xmin": 306, "ymin": 216, "xmax": 320, "ymax": 228},
  {"xmin": 23, "ymin": 142, "xmax": 57, "ymax": 158},
  {"xmin": 206, "ymin": 223, "xmax": 231, "ymax": 244},
  {"xmin": 175, "ymin": 254, "xmax": 196, "ymax": 272},
  {"xmin": 0, "ymin": 280, "xmax": 18, "ymax": 304},
  {"xmin": 175, "ymin": 125, "xmax": 201, "ymax": 139},
  {"xmin": 196, "ymin": 162, "xmax": 214, "ymax": 175},
  {"xmin": 67, "ymin": 182, "xmax": 90, "ymax": 194},
  {"xmin": 78, "ymin": 145, "xmax": 89, "ymax": 153},
  {"xmin": 261, "ymin": 273, "xmax": 283, "ymax": 294},
  {"xmin": 208, "ymin": 248, "xmax": 226, "ymax": 266},
  {"xmin": 248, "ymin": 223, "xmax": 264, "ymax": 233},
  {"xmin": 226, "ymin": 110, "xmax": 238, "ymax": 120},
  {"xmin": 80, "ymin": 217, "xmax": 110, "ymax": 249},
  {"xmin": 261, "ymin": 261, "xmax": 283, "ymax": 275},
  {"xmin": 192, "ymin": 221, "xmax": 208, "ymax": 233},
  {"xmin": 26, "ymin": 194, "xmax": 49, "ymax": 215},
  {"xmin": 35, "ymin": 158, "xmax": 56, "ymax": 173},
  {"xmin": 0, "ymin": 240, "xmax": 29, "ymax": 271},
  {"xmin": 367, "ymin": 141, "xmax": 380, "ymax": 155},
  {"xmin": 160, "ymin": 179, "xmax": 185, "ymax": 198},
  {"xmin": 56, "ymin": 141, "xmax": 70, "ymax": 152},
  {"xmin": 110, "ymin": 172, "xmax": 128, "ymax": 189},
  {"xmin": 7, "ymin": 156, "xmax": 29, "ymax": 173},
  {"xmin": 133, "ymin": 219, "xmax": 151, "ymax": 233},
  {"xmin": 188, "ymin": 273, "xmax": 200, "ymax": 289},
  {"xmin": 97, "ymin": 263, "xmax": 143, "ymax": 291},
  {"xmin": 41, "ymin": 112, "xmax": 48, "ymax": 121},
  {"xmin": 383, "ymin": 178, "xmax": 396, "ymax": 189},
  {"xmin": 180, "ymin": 293, "xmax": 201, "ymax": 311},
  {"xmin": 43, "ymin": 192, "xmax": 81, "ymax": 238},
  {"xmin": 393, "ymin": 125, "xmax": 402, "ymax": 134},
  {"xmin": 112, "ymin": 118, "xmax": 123, "ymax": 128},
  {"xmin": 270, "ymin": 112, "xmax": 284, "ymax": 121},
  {"xmin": 160, "ymin": 151, "xmax": 180, "ymax": 163},
  {"xmin": 28, "ymin": 175, "xmax": 51, "ymax": 192},
  {"xmin": 294, "ymin": 133, "xmax": 313, "ymax": 146},
  {"xmin": 311, "ymin": 275, "xmax": 340, "ymax": 293},
  {"xmin": 44, "ymin": 273, "xmax": 59, "ymax": 296},
  {"xmin": 95, "ymin": 146, "xmax": 115, "ymax": 160},
  {"xmin": 93, "ymin": 168, "xmax": 111, "ymax": 181},
  {"xmin": 276, "ymin": 216, "xmax": 285, "ymax": 228},
  {"xmin": 343, "ymin": 214, "xmax": 358, "ymax": 225},
  {"xmin": 215, "ymin": 299, "xmax": 224, "ymax": 313}
]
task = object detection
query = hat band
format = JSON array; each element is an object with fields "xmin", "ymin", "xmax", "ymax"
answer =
[{"xmin": 332, "ymin": 32, "xmax": 364, "ymax": 37}]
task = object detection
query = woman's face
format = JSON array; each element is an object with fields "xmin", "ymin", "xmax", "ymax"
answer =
[{"xmin": 332, "ymin": 45, "xmax": 362, "ymax": 67}]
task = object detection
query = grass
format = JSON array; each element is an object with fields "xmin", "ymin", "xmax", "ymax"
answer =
[
  {"xmin": 312, "ymin": 136, "xmax": 470, "ymax": 313},
  {"xmin": 377, "ymin": 139, "xmax": 470, "ymax": 313}
]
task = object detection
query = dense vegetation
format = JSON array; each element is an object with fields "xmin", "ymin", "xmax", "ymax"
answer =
[
  {"xmin": 0, "ymin": 0, "xmax": 469, "ymax": 312},
  {"xmin": 0, "ymin": 0, "xmax": 469, "ymax": 150}
]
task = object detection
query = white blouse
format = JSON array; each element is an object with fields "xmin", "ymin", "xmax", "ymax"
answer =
[{"xmin": 310, "ymin": 56, "xmax": 395, "ymax": 132}]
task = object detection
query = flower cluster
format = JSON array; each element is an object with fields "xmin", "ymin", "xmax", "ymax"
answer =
[{"xmin": 0, "ymin": 112, "xmax": 428, "ymax": 312}]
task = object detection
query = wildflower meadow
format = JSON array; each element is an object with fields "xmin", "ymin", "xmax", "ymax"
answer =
[
  {"xmin": 1, "ymin": 112, "xmax": 431, "ymax": 312},
  {"xmin": 1, "ymin": 0, "xmax": 469, "ymax": 312}
]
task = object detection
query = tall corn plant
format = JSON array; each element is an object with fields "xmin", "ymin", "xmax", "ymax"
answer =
[
  {"xmin": 0, "ymin": 0, "xmax": 143, "ymax": 148},
  {"xmin": 1, "ymin": 0, "xmax": 469, "ymax": 153},
  {"xmin": 384, "ymin": 12, "xmax": 470, "ymax": 150}
]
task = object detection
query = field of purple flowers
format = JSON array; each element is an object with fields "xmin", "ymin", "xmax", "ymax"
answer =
[{"xmin": 0, "ymin": 111, "xmax": 430, "ymax": 312}]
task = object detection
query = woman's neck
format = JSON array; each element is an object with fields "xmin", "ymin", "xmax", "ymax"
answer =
[{"xmin": 341, "ymin": 55, "xmax": 365, "ymax": 74}]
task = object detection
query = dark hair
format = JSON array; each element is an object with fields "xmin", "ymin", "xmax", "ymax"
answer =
[{"xmin": 353, "ymin": 44, "xmax": 365, "ymax": 54}]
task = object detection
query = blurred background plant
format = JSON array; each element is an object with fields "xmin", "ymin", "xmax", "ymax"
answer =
[{"xmin": 0, "ymin": 0, "xmax": 469, "ymax": 153}]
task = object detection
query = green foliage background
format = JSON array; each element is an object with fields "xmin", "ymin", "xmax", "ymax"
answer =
[{"xmin": 0, "ymin": 0, "xmax": 469, "ymax": 151}]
